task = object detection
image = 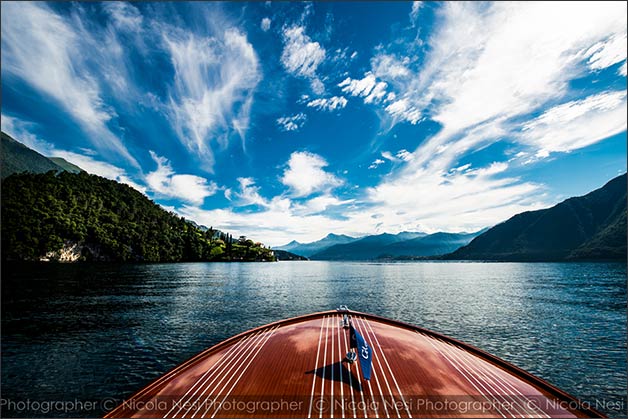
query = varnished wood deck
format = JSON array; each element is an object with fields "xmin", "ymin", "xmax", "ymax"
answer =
[{"xmin": 105, "ymin": 310, "xmax": 603, "ymax": 418}]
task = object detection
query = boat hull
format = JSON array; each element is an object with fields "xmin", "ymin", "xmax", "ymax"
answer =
[{"xmin": 104, "ymin": 310, "xmax": 604, "ymax": 418}]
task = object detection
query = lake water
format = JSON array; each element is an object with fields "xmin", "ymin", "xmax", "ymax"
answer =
[{"xmin": 1, "ymin": 261, "xmax": 626, "ymax": 417}]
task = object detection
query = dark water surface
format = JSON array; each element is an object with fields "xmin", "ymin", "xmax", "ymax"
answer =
[{"xmin": 1, "ymin": 261, "xmax": 626, "ymax": 417}]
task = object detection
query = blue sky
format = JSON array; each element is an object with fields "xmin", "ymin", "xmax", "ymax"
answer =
[{"xmin": 1, "ymin": 1, "xmax": 626, "ymax": 246}]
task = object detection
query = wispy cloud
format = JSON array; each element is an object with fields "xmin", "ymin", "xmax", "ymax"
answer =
[
  {"xmin": 405, "ymin": 1, "xmax": 626, "ymax": 173},
  {"xmin": 584, "ymin": 33, "xmax": 627, "ymax": 72},
  {"xmin": 368, "ymin": 159, "xmax": 385, "ymax": 169},
  {"xmin": 103, "ymin": 2, "xmax": 143, "ymax": 32},
  {"xmin": 1, "ymin": 113, "xmax": 144, "ymax": 192},
  {"xmin": 2, "ymin": 2, "xmax": 625, "ymax": 247},
  {"xmin": 338, "ymin": 72, "xmax": 390, "ymax": 104},
  {"xmin": 261, "ymin": 17, "xmax": 271, "ymax": 32},
  {"xmin": 281, "ymin": 151, "xmax": 342, "ymax": 197},
  {"xmin": 276, "ymin": 113, "xmax": 307, "ymax": 131},
  {"xmin": 291, "ymin": 194, "xmax": 353, "ymax": 216},
  {"xmin": 1, "ymin": 113, "xmax": 55, "ymax": 155},
  {"xmin": 0, "ymin": 2, "xmax": 138, "ymax": 166},
  {"xmin": 364, "ymin": 161, "xmax": 545, "ymax": 234},
  {"xmin": 424, "ymin": 2, "xmax": 626, "ymax": 133},
  {"xmin": 176, "ymin": 203, "xmax": 348, "ymax": 246},
  {"xmin": 338, "ymin": 1, "xmax": 627, "ymax": 234},
  {"xmin": 146, "ymin": 151, "xmax": 218, "ymax": 205},
  {"xmin": 410, "ymin": 2, "xmax": 423, "ymax": 25},
  {"xmin": 165, "ymin": 27, "xmax": 261, "ymax": 170},
  {"xmin": 371, "ymin": 53, "xmax": 411, "ymax": 80},
  {"xmin": 306, "ymin": 96, "xmax": 347, "ymax": 112},
  {"xmin": 381, "ymin": 149, "xmax": 414, "ymax": 163},
  {"xmin": 384, "ymin": 98, "xmax": 422, "ymax": 124},
  {"xmin": 281, "ymin": 25, "xmax": 326, "ymax": 94},
  {"xmin": 396, "ymin": 149, "xmax": 413, "ymax": 162},
  {"xmin": 350, "ymin": 2, "xmax": 626, "ymax": 134},
  {"xmin": 233, "ymin": 177, "xmax": 269, "ymax": 207},
  {"xmin": 520, "ymin": 90, "xmax": 627, "ymax": 158}
]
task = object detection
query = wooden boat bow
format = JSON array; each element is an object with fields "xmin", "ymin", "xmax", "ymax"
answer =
[{"xmin": 104, "ymin": 309, "xmax": 604, "ymax": 418}]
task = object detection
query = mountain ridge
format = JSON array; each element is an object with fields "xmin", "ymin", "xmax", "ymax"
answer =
[
  {"xmin": 445, "ymin": 173, "xmax": 627, "ymax": 261},
  {"xmin": 1, "ymin": 135, "xmax": 275, "ymax": 263},
  {"xmin": 1, "ymin": 131, "xmax": 83, "ymax": 178},
  {"xmin": 310, "ymin": 230, "xmax": 482, "ymax": 260},
  {"xmin": 274, "ymin": 233, "xmax": 358, "ymax": 257}
]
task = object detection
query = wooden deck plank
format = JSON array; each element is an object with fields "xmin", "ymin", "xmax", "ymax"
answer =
[{"xmin": 105, "ymin": 310, "xmax": 601, "ymax": 418}]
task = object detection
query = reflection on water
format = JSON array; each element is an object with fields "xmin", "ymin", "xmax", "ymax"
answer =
[{"xmin": 1, "ymin": 261, "xmax": 626, "ymax": 417}]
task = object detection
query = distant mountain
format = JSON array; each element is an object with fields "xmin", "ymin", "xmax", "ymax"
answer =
[
  {"xmin": 48, "ymin": 157, "xmax": 83, "ymax": 173},
  {"xmin": 273, "ymin": 249, "xmax": 308, "ymax": 261},
  {"xmin": 1, "ymin": 131, "xmax": 84, "ymax": 178},
  {"xmin": 311, "ymin": 231, "xmax": 441, "ymax": 260},
  {"xmin": 2, "ymin": 132, "xmax": 65, "ymax": 178},
  {"xmin": 445, "ymin": 174, "xmax": 627, "ymax": 261},
  {"xmin": 274, "ymin": 233, "xmax": 358, "ymax": 257},
  {"xmin": 378, "ymin": 231, "xmax": 484, "ymax": 258}
]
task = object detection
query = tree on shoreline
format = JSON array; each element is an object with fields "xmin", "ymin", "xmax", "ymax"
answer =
[{"xmin": 1, "ymin": 171, "xmax": 276, "ymax": 263}]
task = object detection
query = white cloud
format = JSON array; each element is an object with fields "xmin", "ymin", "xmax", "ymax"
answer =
[
  {"xmin": 520, "ymin": 90, "xmax": 627, "ymax": 157},
  {"xmin": 1, "ymin": 113, "xmax": 146, "ymax": 193},
  {"xmin": 165, "ymin": 28, "xmax": 260, "ymax": 169},
  {"xmin": 356, "ymin": 2, "xmax": 626, "ymax": 133},
  {"xmin": 276, "ymin": 113, "xmax": 307, "ymax": 131},
  {"xmin": 261, "ymin": 17, "xmax": 271, "ymax": 32},
  {"xmin": 371, "ymin": 54, "xmax": 411, "ymax": 80},
  {"xmin": 380, "ymin": 149, "xmax": 414, "ymax": 164},
  {"xmin": 174, "ymin": 174, "xmax": 361, "ymax": 245},
  {"xmin": 175, "ymin": 204, "xmax": 347, "ymax": 247},
  {"xmin": 306, "ymin": 96, "xmax": 347, "ymax": 112},
  {"xmin": 0, "ymin": 2, "xmax": 137, "ymax": 166},
  {"xmin": 136, "ymin": 2, "xmax": 627, "ymax": 246},
  {"xmin": 281, "ymin": 151, "xmax": 342, "ymax": 197},
  {"xmin": 364, "ymin": 82, "xmax": 388, "ymax": 104},
  {"xmin": 281, "ymin": 25, "xmax": 326, "ymax": 93},
  {"xmin": 292, "ymin": 195, "xmax": 353, "ymax": 215},
  {"xmin": 339, "ymin": 73, "xmax": 377, "ymax": 97},
  {"xmin": 344, "ymin": 1, "xmax": 628, "ymax": 238},
  {"xmin": 451, "ymin": 163, "xmax": 472, "ymax": 173},
  {"xmin": 410, "ymin": 1, "xmax": 423, "ymax": 23},
  {"xmin": 396, "ymin": 149, "xmax": 413, "ymax": 162},
  {"xmin": 365, "ymin": 161, "xmax": 545, "ymax": 235},
  {"xmin": 385, "ymin": 99, "xmax": 422, "ymax": 124},
  {"xmin": 1, "ymin": 113, "xmax": 55, "ymax": 154},
  {"xmin": 103, "ymin": 2, "xmax": 143, "ymax": 31},
  {"xmin": 584, "ymin": 33, "xmax": 627, "ymax": 72},
  {"xmin": 55, "ymin": 151, "xmax": 124, "ymax": 178},
  {"xmin": 175, "ymin": 158, "xmax": 546, "ymax": 246},
  {"xmin": 339, "ymin": 72, "xmax": 392, "ymax": 107},
  {"xmin": 416, "ymin": 2, "xmax": 625, "ymax": 132},
  {"xmin": 233, "ymin": 177, "xmax": 269, "ymax": 207},
  {"xmin": 369, "ymin": 159, "xmax": 385, "ymax": 169},
  {"xmin": 146, "ymin": 151, "xmax": 218, "ymax": 205}
]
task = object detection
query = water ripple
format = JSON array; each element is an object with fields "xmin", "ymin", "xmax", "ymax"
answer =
[{"xmin": 1, "ymin": 261, "xmax": 626, "ymax": 417}]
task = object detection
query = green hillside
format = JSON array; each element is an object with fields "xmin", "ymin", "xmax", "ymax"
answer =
[
  {"xmin": 1, "ymin": 171, "xmax": 275, "ymax": 263},
  {"xmin": 1, "ymin": 131, "xmax": 64, "ymax": 178},
  {"xmin": 446, "ymin": 174, "xmax": 627, "ymax": 261},
  {"xmin": 377, "ymin": 231, "xmax": 482, "ymax": 258},
  {"xmin": 48, "ymin": 157, "xmax": 83, "ymax": 173}
]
